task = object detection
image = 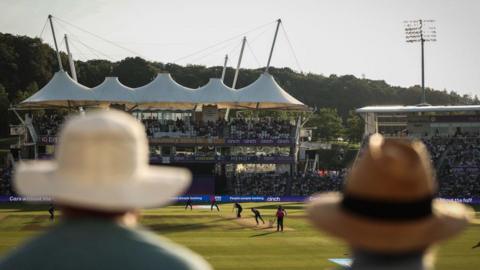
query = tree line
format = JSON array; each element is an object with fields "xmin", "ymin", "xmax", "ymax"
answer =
[{"xmin": 0, "ymin": 32, "xmax": 478, "ymax": 139}]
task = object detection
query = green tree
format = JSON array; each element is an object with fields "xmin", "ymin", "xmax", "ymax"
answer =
[
  {"xmin": 112, "ymin": 57, "xmax": 158, "ymax": 87},
  {"xmin": 306, "ymin": 108, "xmax": 344, "ymax": 141},
  {"xmin": 345, "ymin": 110, "xmax": 364, "ymax": 142},
  {"xmin": 0, "ymin": 31, "xmax": 479, "ymax": 120},
  {"xmin": 0, "ymin": 84, "xmax": 10, "ymax": 136},
  {"xmin": 14, "ymin": 81, "xmax": 38, "ymax": 104},
  {"xmin": 75, "ymin": 60, "xmax": 113, "ymax": 87}
]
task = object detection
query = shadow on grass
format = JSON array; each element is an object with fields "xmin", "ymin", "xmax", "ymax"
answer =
[
  {"xmin": 147, "ymin": 222, "xmax": 211, "ymax": 233},
  {"xmin": 251, "ymin": 203, "xmax": 305, "ymax": 210},
  {"xmin": 144, "ymin": 216, "xmax": 229, "ymax": 234},
  {"xmin": 0, "ymin": 203, "xmax": 51, "ymax": 212},
  {"xmin": 250, "ymin": 231, "xmax": 277, "ymax": 237}
]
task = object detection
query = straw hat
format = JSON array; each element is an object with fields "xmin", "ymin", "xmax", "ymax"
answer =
[
  {"xmin": 307, "ymin": 134, "xmax": 473, "ymax": 252},
  {"xmin": 14, "ymin": 110, "xmax": 191, "ymax": 211}
]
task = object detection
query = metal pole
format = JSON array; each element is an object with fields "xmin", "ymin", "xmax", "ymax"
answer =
[
  {"xmin": 221, "ymin": 54, "xmax": 228, "ymax": 82},
  {"xmin": 232, "ymin": 37, "xmax": 246, "ymax": 89},
  {"xmin": 420, "ymin": 20, "xmax": 426, "ymax": 104},
  {"xmin": 265, "ymin": 19, "xmax": 282, "ymax": 73},
  {"xmin": 48, "ymin": 15, "xmax": 63, "ymax": 71},
  {"xmin": 64, "ymin": 34, "xmax": 77, "ymax": 81}
]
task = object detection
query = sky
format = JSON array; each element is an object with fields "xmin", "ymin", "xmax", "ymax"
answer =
[{"xmin": 0, "ymin": 0, "xmax": 479, "ymax": 96}]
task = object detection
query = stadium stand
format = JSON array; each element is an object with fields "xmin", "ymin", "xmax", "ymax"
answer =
[
  {"xmin": 33, "ymin": 116, "xmax": 295, "ymax": 140},
  {"xmin": 423, "ymin": 135, "xmax": 480, "ymax": 198},
  {"xmin": 226, "ymin": 171, "xmax": 345, "ymax": 196},
  {"xmin": 0, "ymin": 166, "xmax": 14, "ymax": 195},
  {"xmin": 222, "ymin": 135, "xmax": 480, "ymax": 198},
  {"xmin": 33, "ymin": 113, "xmax": 66, "ymax": 136},
  {"xmin": 3, "ymin": 133, "xmax": 480, "ymax": 198}
]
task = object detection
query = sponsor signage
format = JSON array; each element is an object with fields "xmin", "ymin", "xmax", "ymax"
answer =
[
  {"xmin": 10, "ymin": 126, "xmax": 25, "ymax": 136},
  {"xmin": 38, "ymin": 136, "xmax": 58, "ymax": 145},
  {"xmin": 150, "ymin": 155, "xmax": 295, "ymax": 164},
  {"xmin": 224, "ymin": 138, "xmax": 294, "ymax": 145},
  {"xmin": 38, "ymin": 136, "xmax": 293, "ymax": 146},
  {"xmin": 1, "ymin": 196, "xmax": 480, "ymax": 204}
]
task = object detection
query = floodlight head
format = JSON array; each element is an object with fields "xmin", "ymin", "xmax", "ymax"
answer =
[{"xmin": 404, "ymin": 19, "xmax": 436, "ymax": 43}]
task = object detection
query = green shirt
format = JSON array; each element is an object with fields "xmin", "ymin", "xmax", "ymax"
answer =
[{"xmin": 0, "ymin": 218, "xmax": 212, "ymax": 270}]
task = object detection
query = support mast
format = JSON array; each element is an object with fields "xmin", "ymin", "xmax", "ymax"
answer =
[
  {"xmin": 64, "ymin": 34, "xmax": 77, "ymax": 81},
  {"xmin": 265, "ymin": 19, "xmax": 281, "ymax": 73},
  {"xmin": 420, "ymin": 20, "xmax": 426, "ymax": 104},
  {"xmin": 48, "ymin": 15, "xmax": 63, "ymax": 71},
  {"xmin": 232, "ymin": 37, "xmax": 246, "ymax": 89},
  {"xmin": 221, "ymin": 54, "xmax": 228, "ymax": 82}
]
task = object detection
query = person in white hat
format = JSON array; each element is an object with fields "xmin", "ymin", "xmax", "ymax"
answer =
[
  {"xmin": 307, "ymin": 134, "xmax": 473, "ymax": 270},
  {"xmin": 0, "ymin": 110, "xmax": 212, "ymax": 270}
]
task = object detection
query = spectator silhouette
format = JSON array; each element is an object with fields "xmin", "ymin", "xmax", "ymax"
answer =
[
  {"xmin": 0, "ymin": 110, "xmax": 211, "ymax": 270},
  {"xmin": 307, "ymin": 134, "xmax": 473, "ymax": 270}
]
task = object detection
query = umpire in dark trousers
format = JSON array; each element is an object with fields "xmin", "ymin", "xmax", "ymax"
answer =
[{"xmin": 276, "ymin": 205, "xmax": 287, "ymax": 232}]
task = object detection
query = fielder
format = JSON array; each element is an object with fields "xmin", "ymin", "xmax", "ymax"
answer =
[
  {"xmin": 185, "ymin": 197, "xmax": 193, "ymax": 210},
  {"xmin": 251, "ymin": 208, "xmax": 265, "ymax": 225},
  {"xmin": 233, "ymin": 202, "xmax": 243, "ymax": 218},
  {"xmin": 48, "ymin": 204, "xmax": 55, "ymax": 221}
]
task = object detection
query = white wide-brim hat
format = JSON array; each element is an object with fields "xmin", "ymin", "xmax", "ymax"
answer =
[{"xmin": 14, "ymin": 110, "xmax": 191, "ymax": 211}]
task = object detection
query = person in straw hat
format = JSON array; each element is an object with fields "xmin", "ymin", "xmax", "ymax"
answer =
[
  {"xmin": 0, "ymin": 110, "xmax": 212, "ymax": 270},
  {"xmin": 307, "ymin": 134, "xmax": 473, "ymax": 270}
]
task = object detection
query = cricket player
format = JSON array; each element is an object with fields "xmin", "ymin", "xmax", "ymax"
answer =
[
  {"xmin": 276, "ymin": 205, "xmax": 287, "ymax": 232},
  {"xmin": 185, "ymin": 197, "xmax": 193, "ymax": 210},
  {"xmin": 210, "ymin": 196, "xmax": 219, "ymax": 211},
  {"xmin": 233, "ymin": 202, "xmax": 243, "ymax": 218},
  {"xmin": 48, "ymin": 204, "xmax": 55, "ymax": 221},
  {"xmin": 251, "ymin": 208, "xmax": 265, "ymax": 225}
]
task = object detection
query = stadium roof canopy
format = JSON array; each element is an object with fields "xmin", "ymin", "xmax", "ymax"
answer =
[
  {"xmin": 91, "ymin": 77, "xmax": 135, "ymax": 105},
  {"xmin": 356, "ymin": 105, "xmax": 480, "ymax": 114},
  {"xmin": 134, "ymin": 73, "xmax": 196, "ymax": 110},
  {"xmin": 19, "ymin": 71, "xmax": 309, "ymax": 111},
  {"xmin": 236, "ymin": 73, "xmax": 306, "ymax": 110},
  {"xmin": 194, "ymin": 78, "xmax": 239, "ymax": 108},
  {"xmin": 20, "ymin": 71, "xmax": 94, "ymax": 108}
]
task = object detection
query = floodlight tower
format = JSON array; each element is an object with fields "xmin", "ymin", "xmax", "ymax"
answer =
[{"xmin": 404, "ymin": 19, "xmax": 436, "ymax": 105}]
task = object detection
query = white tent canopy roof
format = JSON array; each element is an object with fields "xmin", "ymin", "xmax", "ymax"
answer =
[
  {"xmin": 194, "ymin": 78, "xmax": 238, "ymax": 106},
  {"xmin": 134, "ymin": 73, "xmax": 196, "ymax": 110},
  {"xmin": 356, "ymin": 105, "xmax": 480, "ymax": 114},
  {"xmin": 20, "ymin": 71, "xmax": 94, "ymax": 107},
  {"xmin": 235, "ymin": 72, "xmax": 306, "ymax": 110},
  {"xmin": 20, "ymin": 71, "xmax": 309, "ymax": 111},
  {"xmin": 91, "ymin": 77, "xmax": 135, "ymax": 103}
]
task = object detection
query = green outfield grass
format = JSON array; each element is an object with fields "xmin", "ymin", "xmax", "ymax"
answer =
[{"xmin": 0, "ymin": 202, "xmax": 479, "ymax": 269}]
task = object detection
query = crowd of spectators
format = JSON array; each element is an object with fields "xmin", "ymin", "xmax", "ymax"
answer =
[
  {"xmin": 142, "ymin": 118, "xmax": 225, "ymax": 138},
  {"xmin": 224, "ymin": 135, "xmax": 480, "ymax": 198},
  {"xmin": 0, "ymin": 166, "xmax": 14, "ymax": 196},
  {"xmin": 227, "ymin": 171, "xmax": 344, "ymax": 196},
  {"xmin": 33, "ymin": 113, "xmax": 66, "ymax": 136},
  {"xmin": 290, "ymin": 171, "xmax": 345, "ymax": 196},
  {"xmin": 15, "ymin": 112, "xmax": 480, "ymax": 199},
  {"xmin": 32, "ymin": 113, "xmax": 295, "ymax": 140},
  {"xmin": 143, "ymin": 117, "xmax": 294, "ymax": 140},
  {"xmin": 228, "ymin": 118, "xmax": 293, "ymax": 140},
  {"xmin": 423, "ymin": 136, "xmax": 480, "ymax": 198},
  {"xmin": 228, "ymin": 172, "xmax": 290, "ymax": 196}
]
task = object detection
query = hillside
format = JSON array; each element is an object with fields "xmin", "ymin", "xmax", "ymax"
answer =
[{"xmin": 0, "ymin": 32, "xmax": 478, "ymax": 136}]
